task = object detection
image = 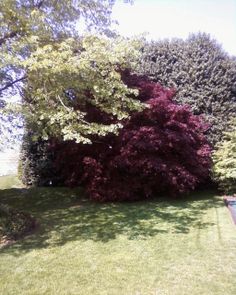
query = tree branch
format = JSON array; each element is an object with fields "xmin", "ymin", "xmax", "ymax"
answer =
[
  {"xmin": 0, "ymin": 1, "xmax": 45, "ymax": 47},
  {"xmin": 0, "ymin": 76, "xmax": 27, "ymax": 93},
  {"xmin": 0, "ymin": 31, "xmax": 19, "ymax": 47},
  {"xmin": 35, "ymin": 0, "xmax": 45, "ymax": 9}
]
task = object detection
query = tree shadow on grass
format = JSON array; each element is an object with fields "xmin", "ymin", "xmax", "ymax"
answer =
[{"xmin": 0, "ymin": 187, "xmax": 223, "ymax": 255}]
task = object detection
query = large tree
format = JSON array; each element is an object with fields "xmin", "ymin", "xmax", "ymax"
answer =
[
  {"xmin": 27, "ymin": 73, "xmax": 211, "ymax": 201},
  {"xmin": 137, "ymin": 33, "xmax": 236, "ymax": 145},
  {"xmin": 0, "ymin": 0, "xmax": 135, "ymax": 93},
  {"xmin": 0, "ymin": 0, "xmax": 143, "ymax": 145}
]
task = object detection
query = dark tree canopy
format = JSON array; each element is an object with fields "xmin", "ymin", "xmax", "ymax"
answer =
[
  {"xmin": 83, "ymin": 74, "xmax": 212, "ymax": 201},
  {"xmin": 20, "ymin": 73, "xmax": 212, "ymax": 201},
  {"xmin": 136, "ymin": 33, "xmax": 236, "ymax": 145}
]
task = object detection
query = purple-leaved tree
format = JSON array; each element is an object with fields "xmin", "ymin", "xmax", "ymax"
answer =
[{"xmin": 51, "ymin": 72, "xmax": 212, "ymax": 201}]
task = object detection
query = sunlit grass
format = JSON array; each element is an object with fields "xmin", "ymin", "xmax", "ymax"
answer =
[
  {"xmin": 0, "ymin": 176, "xmax": 236, "ymax": 295},
  {"xmin": 0, "ymin": 175, "xmax": 23, "ymax": 190}
]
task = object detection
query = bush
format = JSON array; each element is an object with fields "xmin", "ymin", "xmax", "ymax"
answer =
[
  {"xmin": 19, "ymin": 132, "xmax": 56, "ymax": 186},
  {"xmin": 137, "ymin": 33, "xmax": 236, "ymax": 145},
  {"xmin": 82, "ymin": 75, "xmax": 212, "ymax": 201},
  {"xmin": 47, "ymin": 140, "xmax": 93, "ymax": 187},
  {"xmin": 0, "ymin": 204, "xmax": 36, "ymax": 240},
  {"xmin": 213, "ymin": 122, "xmax": 236, "ymax": 193}
]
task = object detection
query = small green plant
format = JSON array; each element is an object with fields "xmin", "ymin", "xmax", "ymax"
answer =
[
  {"xmin": 0, "ymin": 204, "xmax": 36, "ymax": 240},
  {"xmin": 213, "ymin": 121, "xmax": 236, "ymax": 193}
]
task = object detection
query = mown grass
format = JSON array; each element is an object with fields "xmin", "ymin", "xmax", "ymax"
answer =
[{"xmin": 0, "ymin": 175, "xmax": 236, "ymax": 295}]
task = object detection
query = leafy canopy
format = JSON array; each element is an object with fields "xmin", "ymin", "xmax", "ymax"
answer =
[
  {"xmin": 0, "ymin": 0, "xmax": 142, "ymax": 145},
  {"xmin": 29, "ymin": 73, "xmax": 211, "ymax": 201},
  {"xmin": 1, "ymin": 0, "xmax": 128, "ymax": 94},
  {"xmin": 137, "ymin": 33, "xmax": 236, "ymax": 145},
  {"xmin": 23, "ymin": 35, "xmax": 144, "ymax": 143}
]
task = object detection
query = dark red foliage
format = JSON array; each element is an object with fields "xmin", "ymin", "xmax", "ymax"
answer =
[
  {"xmin": 51, "ymin": 71, "xmax": 212, "ymax": 201},
  {"xmin": 120, "ymin": 69, "xmax": 176, "ymax": 102}
]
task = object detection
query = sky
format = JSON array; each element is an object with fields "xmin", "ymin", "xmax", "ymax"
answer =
[{"xmin": 111, "ymin": 0, "xmax": 236, "ymax": 56}]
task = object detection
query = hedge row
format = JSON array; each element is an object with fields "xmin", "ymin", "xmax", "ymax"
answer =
[
  {"xmin": 136, "ymin": 33, "xmax": 236, "ymax": 145},
  {"xmin": 19, "ymin": 132, "xmax": 56, "ymax": 186}
]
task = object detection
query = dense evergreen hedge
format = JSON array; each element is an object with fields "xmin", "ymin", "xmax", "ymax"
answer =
[
  {"xmin": 19, "ymin": 133, "xmax": 56, "ymax": 186},
  {"xmin": 136, "ymin": 33, "xmax": 236, "ymax": 145}
]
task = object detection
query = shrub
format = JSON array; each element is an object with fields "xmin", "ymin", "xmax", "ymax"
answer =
[
  {"xmin": 82, "ymin": 76, "xmax": 212, "ymax": 201},
  {"xmin": 213, "ymin": 122, "xmax": 236, "ymax": 193},
  {"xmin": 19, "ymin": 132, "xmax": 56, "ymax": 186},
  {"xmin": 137, "ymin": 32, "xmax": 236, "ymax": 145},
  {"xmin": 0, "ymin": 204, "xmax": 36, "ymax": 240},
  {"xmin": 47, "ymin": 140, "xmax": 92, "ymax": 187}
]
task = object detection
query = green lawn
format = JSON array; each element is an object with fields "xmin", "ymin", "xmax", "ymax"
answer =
[{"xmin": 0, "ymin": 175, "xmax": 236, "ymax": 295}]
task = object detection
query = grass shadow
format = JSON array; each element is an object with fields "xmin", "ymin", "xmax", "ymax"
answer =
[{"xmin": 0, "ymin": 185, "xmax": 223, "ymax": 255}]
